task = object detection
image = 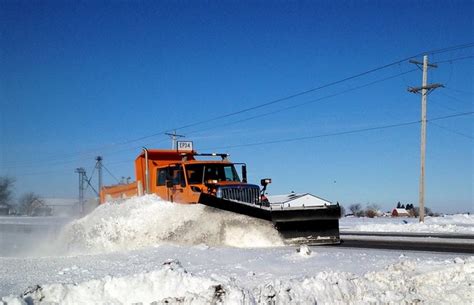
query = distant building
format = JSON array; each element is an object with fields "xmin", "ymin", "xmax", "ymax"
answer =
[
  {"xmin": 392, "ymin": 208, "xmax": 410, "ymax": 217},
  {"xmin": 28, "ymin": 199, "xmax": 52, "ymax": 216},
  {"xmin": 0, "ymin": 203, "xmax": 14, "ymax": 216},
  {"xmin": 43, "ymin": 198, "xmax": 80, "ymax": 216}
]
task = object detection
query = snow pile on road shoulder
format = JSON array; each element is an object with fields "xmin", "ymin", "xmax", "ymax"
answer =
[
  {"xmin": 57, "ymin": 195, "xmax": 283, "ymax": 253},
  {"xmin": 347, "ymin": 214, "xmax": 474, "ymax": 234},
  {"xmin": 3, "ymin": 256, "xmax": 473, "ymax": 304}
]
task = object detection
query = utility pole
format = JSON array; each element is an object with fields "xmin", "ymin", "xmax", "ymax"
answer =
[
  {"xmin": 165, "ymin": 131, "xmax": 185, "ymax": 149},
  {"xmin": 75, "ymin": 167, "xmax": 86, "ymax": 215},
  {"xmin": 408, "ymin": 55, "xmax": 443, "ymax": 222},
  {"xmin": 96, "ymin": 156, "xmax": 103, "ymax": 193}
]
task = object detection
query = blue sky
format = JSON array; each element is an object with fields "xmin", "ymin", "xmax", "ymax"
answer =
[{"xmin": 1, "ymin": 1, "xmax": 472, "ymax": 213}]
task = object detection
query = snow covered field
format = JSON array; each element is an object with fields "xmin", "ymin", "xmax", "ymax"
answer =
[
  {"xmin": 340, "ymin": 214, "xmax": 474, "ymax": 234},
  {"xmin": 1, "ymin": 195, "xmax": 473, "ymax": 304}
]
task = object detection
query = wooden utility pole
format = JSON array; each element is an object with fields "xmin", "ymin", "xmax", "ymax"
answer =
[
  {"xmin": 408, "ymin": 55, "xmax": 443, "ymax": 222},
  {"xmin": 165, "ymin": 131, "xmax": 185, "ymax": 149}
]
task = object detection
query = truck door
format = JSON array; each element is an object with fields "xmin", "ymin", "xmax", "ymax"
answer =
[
  {"xmin": 167, "ymin": 165, "xmax": 187, "ymax": 203},
  {"xmin": 155, "ymin": 167, "xmax": 170, "ymax": 201}
]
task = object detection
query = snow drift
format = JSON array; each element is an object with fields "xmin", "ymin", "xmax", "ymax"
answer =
[
  {"xmin": 3, "ymin": 256, "xmax": 473, "ymax": 305},
  {"xmin": 57, "ymin": 195, "xmax": 284, "ymax": 254}
]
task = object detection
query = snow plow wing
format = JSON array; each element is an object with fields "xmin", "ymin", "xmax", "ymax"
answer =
[{"xmin": 198, "ymin": 192, "xmax": 341, "ymax": 245}]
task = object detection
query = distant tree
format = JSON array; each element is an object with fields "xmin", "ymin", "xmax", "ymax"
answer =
[
  {"xmin": 0, "ymin": 176, "xmax": 15, "ymax": 205},
  {"xmin": 397, "ymin": 202, "xmax": 401, "ymax": 209},
  {"xmin": 412, "ymin": 206, "xmax": 434, "ymax": 217},
  {"xmin": 349, "ymin": 203, "xmax": 362, "ymax": 216},
  {"xmin": 365, "ymin": 204, "xmax": 380, "ymax": 218},
  {"xmin": 18, "ymin": 192, "xmax": 50, "ymax": 216}
]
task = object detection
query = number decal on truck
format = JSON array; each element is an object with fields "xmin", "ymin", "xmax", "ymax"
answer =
[{"xmin": 177, "ymin": 141, "xmax": 193, "ymax": 151}]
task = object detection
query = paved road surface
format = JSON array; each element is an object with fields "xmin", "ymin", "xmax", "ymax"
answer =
[{"xmin": 339, "ymin": 232, "xmax": 474, "ymax": 254}]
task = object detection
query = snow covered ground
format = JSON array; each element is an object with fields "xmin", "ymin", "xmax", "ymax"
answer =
[
  {"xmin": 1, "ymin": 195, "xmax": 473, "ymax": 304},
  {"xmin": 340, "ymin": 214, "xmax": 474, "ymax": 234}
]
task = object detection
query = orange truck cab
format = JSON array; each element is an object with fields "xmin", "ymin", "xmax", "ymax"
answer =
[{"xmin": 100, "ymin": 148, "xmax": 256, "ymax": 204}]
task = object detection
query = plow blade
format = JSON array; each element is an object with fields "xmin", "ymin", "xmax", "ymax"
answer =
[
  {"xmin": 271, "ymin": 206, "xmax": 341, "ymax": 245},
  {"xmin": 198, "ymin": 193, "xmax": 341, "ymax": 245}
]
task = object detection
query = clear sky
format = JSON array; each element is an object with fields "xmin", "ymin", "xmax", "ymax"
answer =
[{"xmin": 1, "ymin": 1, "xmax": 473, "ymax": 213}]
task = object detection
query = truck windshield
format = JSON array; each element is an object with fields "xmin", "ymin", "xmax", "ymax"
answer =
[{"xmin": 186, "ymin": 164, "xmax": 240, "ymax": 184}]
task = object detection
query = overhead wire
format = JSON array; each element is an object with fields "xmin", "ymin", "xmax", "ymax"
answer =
[
  {"xmin": 8, "ymin": 42, "xmax": 474, "ymax": 167},
  {"xmin": 2, "ymin": 68, "xmax": 418, "ymax": 171},
  {"xmin": 102, "ymin": 163, "xmax": 121, "ymax": 184},
  {"xmin": 438, "ymin": 91, "xmax": 472, "ymax": 105},
  {"xmin": 203, "ymin": 111, "xmax": 474, "ymax": 150},
  {"xmin": 4, "ymin": 43, "xmax": 474, "ymax": 171},
  {"xmin": 433, "ymin": 55, "xmax": 474, "ymax": 65},
  {"xmin": 86, "ymin": 164, "xmax": 97, "ymax": 185},
  {"xmin": 14, "ymin": 111, "xmax": 474, "ymax": 177},
  {"xmin": 125, "ymin": 43, "xmax": 474, "ymax": 139},
  {"xmin": 428, "ymin": 121, "xmax": 473, "ymax": 140},
  {"xmin": 444, "ymin": 86, "xmax": 473, "ymax": 95},
  {"xmin": 428, "ymin": 111, "xmax": 474, "ymax": 121},
  {"xmin": 184, "ymin": 69, "xmax": 418, "ymax": 137}
]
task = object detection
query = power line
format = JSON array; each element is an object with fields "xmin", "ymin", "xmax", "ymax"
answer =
[
  {"xmin": 438, "ymin": 91, "xmax": 472, "ymax": 106},
  {"xmin": 203, "ymin": 111, "xmax": 474, "ymax": 150},
  {"xmin": 433, "ymin": 55, "xmax": 474, "ymax": 64},
  {"xmin": 60, "ymin": 44, "xmax": 472, "ymax": 150},
  {"xmin": 429, "ymin": 121, "xmax": 473, "ymax": 140},
  {"xmin": 429, "ymin": 111, "xmax": 474, "ymax": 122},
  {"xmin": 157, "ymin": 43, "xmax": 474, "ymax": 135},
  {"xmin": 22, "ymin": 45, "xmax": 474, "ymax": 152},
  {"xmin": 2, "ymin": 69, "xmax": 418, "ymax": 171},
  {"xmin": 426, "ymin": 43, "xmax": 474, "ymax": 55},
  {"xmin": 12, "ymin": 111, "xmax": 474, "ymax": 177},
  {"xmin": 102, "ymin": 164, "xmax": 120, "ymax": 184},
  {"xmin": 4, "ymin": 43, "xmax": 474, "ymax": 170},
  {"xmin": 206, "ymin": 121, "xmax": 421, "ymax": 150},
  {"xmin": 1, "ymin": 138, "xmax": 169, "ymax": 171},
  {"xmin": 185, "ymin": 69, "xmax": 418, "ymax": 137},
  {"xmin": 444, "ymin": 86, "xmax": 473, "ymax": 95}
]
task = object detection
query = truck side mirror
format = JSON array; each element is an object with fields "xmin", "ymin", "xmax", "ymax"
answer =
[
  {"xmin": 242, "ymin": 165, "xmax": 247, "ymax": 183},
  {"xmin": 260, "ymin": 178, "xmax": 272, "ymax": 187},
  {"xmin": 260, "ymin": 178, "xmax": 271, "ymax": 195},
  {"xmin": 166, "ymin": 180, "xmax": 173, "ymax": 188}
]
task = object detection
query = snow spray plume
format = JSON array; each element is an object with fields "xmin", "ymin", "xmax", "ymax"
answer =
[{"xmin": 57, "ymin": 195, "xmax": 284, "ymax": 254}]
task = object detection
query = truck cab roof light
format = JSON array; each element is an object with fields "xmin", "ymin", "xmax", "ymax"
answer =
[{"xmin": 194, "ymin": 153, "xmax": 230, "ymax": 161}]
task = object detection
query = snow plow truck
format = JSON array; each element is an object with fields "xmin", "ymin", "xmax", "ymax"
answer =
[{"xmin": 100, "ymin": 146, "xmax": 341, "ymax": 245}]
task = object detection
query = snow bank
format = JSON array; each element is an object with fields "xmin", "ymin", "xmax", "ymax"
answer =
[
  {"xmin": 3, "ymin": 257, "xmax": 473, "ymax": 304},
  {"xmin": 57, "ymin": 195, "xmax": 283, "ymax": 253},
  {"xmin": 2, "ymin": 260, "xmax": 250, "ymax": 305},
  {"xmin": 344, "ymin": 214, "xmax": 474, "ymax": 234}
]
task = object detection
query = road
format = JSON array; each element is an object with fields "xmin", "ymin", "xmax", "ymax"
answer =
[{"xmin": 339, "ymin": 231, "xmax": 474, "ymax": 254}]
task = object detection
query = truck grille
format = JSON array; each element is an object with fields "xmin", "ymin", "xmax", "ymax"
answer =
[{"xmin": 219, "ymin": 185, "xmax": 260, "ymax": 204}]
